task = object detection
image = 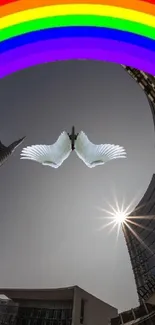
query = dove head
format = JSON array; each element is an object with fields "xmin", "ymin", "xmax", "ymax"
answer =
[{"xmin": 68, "ymin": 126, "xmax": 78, "ymax": 150}]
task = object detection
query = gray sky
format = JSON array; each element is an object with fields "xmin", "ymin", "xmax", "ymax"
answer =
[{"xmin": 0, "ymin": 61, "xmax": 155, "ymax": 312}]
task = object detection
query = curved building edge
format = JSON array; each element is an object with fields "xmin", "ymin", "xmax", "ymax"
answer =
[
  {"xmin": 124, "ymin": 173, "xmax": 155, "ymax": 303},
  {"xmin": 122, "ymin": 65, "xmax": 155, "ymax": 305}
]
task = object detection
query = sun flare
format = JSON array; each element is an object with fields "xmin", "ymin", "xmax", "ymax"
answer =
[
  {"xmin": 114, "ymin": 210, "xmax": 127, "ymax": 224},
  {"xmin": 96, "ymin": 196, "xmax": 139, "ymax": 239},
  {"xmin": 96, "ymin": 195, "xmax": 155, "ymax": 253}
]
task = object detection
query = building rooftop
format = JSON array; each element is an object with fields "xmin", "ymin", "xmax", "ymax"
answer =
[{"xmin": 0, "ymin": 286, "xmax": 75, "ymax": 301}]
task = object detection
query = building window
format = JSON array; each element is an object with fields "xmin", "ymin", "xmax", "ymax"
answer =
[{"xmin": 80, "ymin": 300, "xmax": 85, "ymax": 324}]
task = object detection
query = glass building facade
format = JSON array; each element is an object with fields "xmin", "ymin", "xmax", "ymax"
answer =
[
  {"xmin": 124, "ymin": 175, "xmax": 155, "ymax": 302},
  {"xmin": 121, "ymin": 67, "xmax": 155, "ymax": 303},
  {"xmin": 0, "ymin": 301, "xmax": 73, "ymax": 325},
  {"xmin": 111, "ymin": 66, "xmax": 155, "ymax": 323},
  {"xmin": 0, "ymin": 287, "xmax": 117, "ymax": 325}
]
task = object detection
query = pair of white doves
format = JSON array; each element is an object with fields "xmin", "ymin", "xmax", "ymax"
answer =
[
  {"xmin": 0, "ymin": 127, "xmax": 126, "ymax": 168},
  {"xmin": 20, "ymin": 127, "xmax": 126, "ymax": 168}
]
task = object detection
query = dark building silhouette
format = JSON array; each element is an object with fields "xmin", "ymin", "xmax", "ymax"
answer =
[
  {"xmin": 110, "ymin": 68, "xmax": 155, "ymax": 324},
  {"xmin": 110, "ymin": 301, "xmax": 155, "ymax": 324},
  {"xmin": 122, "ymin": 66, "xmax": 155, "ymax": 107},
  {"xmin": 0, "ymin": 286, "xmax": 117, "ymax": 325},
  {"xmin": 121, "ymin": 67, "xmax": 155, "ymax": 304},
  {"xmin": 123, "ymin": 175, "xmax": 155, "ymax": 304},
  {"xmin": 0, "ymin": 299, "xmax": 18, "ymax": 325},
  {"xmin": 122, "ymin": 66, "xmax": 155, "ymax": 127},
  {"xmin": 110, "ymin": 175, "xmax": 155, "ymax": 324}
]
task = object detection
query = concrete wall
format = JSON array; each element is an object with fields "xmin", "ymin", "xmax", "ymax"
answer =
[{"xmin": 72, "ymin": 286, "xmax": 118, "ymax": 325}]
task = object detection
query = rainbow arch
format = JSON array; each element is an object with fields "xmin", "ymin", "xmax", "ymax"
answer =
[{"xmin": 1, "ymin": 0, "xmax": 155, "ymax": 78}]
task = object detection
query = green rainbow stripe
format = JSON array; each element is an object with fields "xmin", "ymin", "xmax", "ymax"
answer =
[
  {"xmin": 1, "ymin": 15, "xmax": 155, "ymax": 42},
  {"xmin": 1, "ymin": 0, "xmax": 155, "ymax": 78}
]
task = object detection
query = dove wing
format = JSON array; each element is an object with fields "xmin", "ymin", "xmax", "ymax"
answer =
[
  {"xmin": 74, "ymin": 131, "xmax": 126, "ymax": 168},
  {"xmin": 20, "ymin": 131, "xmax": 71, "ymax": 168}
]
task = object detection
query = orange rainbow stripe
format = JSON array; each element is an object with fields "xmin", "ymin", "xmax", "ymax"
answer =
[{"xmin": 1, "ymin": 0, "xmax": 155, "ymax": 77}]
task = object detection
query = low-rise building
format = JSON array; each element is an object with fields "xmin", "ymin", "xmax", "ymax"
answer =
[{"xmin": 0, "ymin": 285, "xmax": 117, "ymax": 325}]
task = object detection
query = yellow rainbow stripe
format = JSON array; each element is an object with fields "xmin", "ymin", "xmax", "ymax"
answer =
[{"xmin": 1, "ymin": 0, "xmax": 155, "ymax": 78}]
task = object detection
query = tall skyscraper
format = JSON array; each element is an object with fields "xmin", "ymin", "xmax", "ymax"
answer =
[
  {"xmin": 122, "ymin": 66, "xmax": 155, "ymax": 305},
  {"xmin": 122, "ymin": 66, "xmax": 155, "ymax": 124},
  {"xmin": 123, "ymin": 175, "xmax": 155, "ymax": 304}
]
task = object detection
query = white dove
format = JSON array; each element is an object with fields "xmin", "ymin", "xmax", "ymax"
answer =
[{"xmin": 20, "ymin": 127, "xmax": 126, "ymax": 168}]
